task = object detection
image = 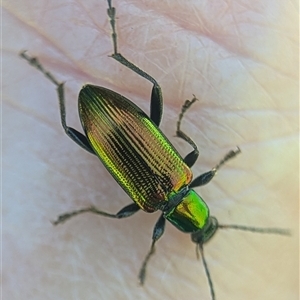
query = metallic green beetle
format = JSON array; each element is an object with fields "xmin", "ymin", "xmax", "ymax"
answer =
[
  {"xmin": 79, "ymin": 84, "xmax": 213, "ymax": 231},
  {"xmin": 20, "ymin": 1, "xmax": 290, "ymax": 299}
]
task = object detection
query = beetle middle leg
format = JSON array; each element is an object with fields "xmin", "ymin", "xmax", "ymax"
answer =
[
  {"xmin": 106, "ymin": 0, "xmax": 163, "ymax": 127},
  {"xmin": 176, "ymin": 95, "xmax": 241, "ymax": 186},
  {"xmin": 189, "ymin": 147, "xmax": 241, "ymax": 188}
]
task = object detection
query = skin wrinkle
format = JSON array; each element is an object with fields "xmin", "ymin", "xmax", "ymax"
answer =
[
  {"xmin": 5, "ymin": 4, "xmax": 106, "ymax": 83},
  {"xmin": 3, "ymin": 1, "xmax": 298, "ymax": 300}
]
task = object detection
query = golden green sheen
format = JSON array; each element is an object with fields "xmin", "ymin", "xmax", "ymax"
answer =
[{"xmin": 78, "ymin": 85, "xmax": 192, "ymax": 212}]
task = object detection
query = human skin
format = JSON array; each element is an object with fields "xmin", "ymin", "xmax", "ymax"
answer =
[{"xmin": 3, "ymin": 1, "xmax": 298, "ymax": 300}]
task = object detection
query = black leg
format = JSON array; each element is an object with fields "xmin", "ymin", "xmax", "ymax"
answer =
[
  {"xmin": 52, "ymin": 202, "xmax": 140, "ymax": 225},
  {"xmin": 138, "ymin": 213, "xmax": 166, "ymax": 284},
  {"xmin": 106, "ymin": 0, "xmax": 163, "ymax": 127},
  {"xmin": 19, "ymin": 51, "xmax": 95, "ymax": 154},
  {"xmin": 176, "ymin": 96, "xmax": 200, "ymax": 167},
  {"xmin": 189, "ymin": 147, "xmax": 241, "ymax": 188}
]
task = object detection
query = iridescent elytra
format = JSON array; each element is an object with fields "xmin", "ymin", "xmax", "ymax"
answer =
[{"xmin": 20, "ymin": 1, "xmax": 290, "ymax": 299}]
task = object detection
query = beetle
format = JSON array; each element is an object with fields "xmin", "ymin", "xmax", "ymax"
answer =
[{"xmin": 20, "ymin": 1, "xmax": 290, "ymax": 299}]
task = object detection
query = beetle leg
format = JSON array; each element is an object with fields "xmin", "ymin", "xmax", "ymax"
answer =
[
  {"xmin": 176, "ymin": 96, "xmax": 200, "ymax": 167},
  {"xmin": 19, "ymin": 51, "xmax": 95, "ymax": 154},
  {"xmin": 189, "ymin": 147, "xmax": 241, "ymax": 188},
  {"xmin": 106, "ymin": 0, "xmax": 163, "ymax": 127},
  {"xmin": 139, "ymin": 213, "xmax": 166, "ymax": 284},
  {"xmin": 52, "ymin": 203, "xmax": 140, "ymax": 225}
]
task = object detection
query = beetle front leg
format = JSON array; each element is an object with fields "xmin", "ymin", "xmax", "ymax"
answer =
[
  {"xmin": 20, "ymin": 51, "xmax": 95, "ymax": 154},
  {"xmin": 189, "ymin": 147, "xmax": 241, "ymax": 188},
  {"xmin": 52, "ymin": 203, "xmax": 140, "ymax": 225},
  {"xmin": 139, "ymin": 213, "xmax": 166, "ymax": 284},
  {"xmin": 106, "ymin": 0, "xmax": 163, "ymax": 127}
]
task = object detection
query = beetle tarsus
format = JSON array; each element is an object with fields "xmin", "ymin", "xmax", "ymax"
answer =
[
  {"xmin": 189, "ymin": 148, "xmax": 241, "ymax": 188},
  {"xmin": 176, "ymin": 95, "xmax": 199, "ymax": 167},
  {"xmin": 107, "ymin": 0, "xmax": 118, "ymax": 54},
  {"xmin": 138, "ymin": 213, "xmax": 165, "ymax": 283},
  {"xmin": 176, "ymin": 95, "xmax": 198, "ymax": 135},
  {"xmin": 214, "ymin": 146, "xmax": 241, "ymax": 172},
  {"xmin": 20, "ymin": 51, "xmax": 95, "ymax": 154},
  {"xmin": 52, "ymin": 208, "xmax": 94, "ymax": 225},
  {"xmin": 20, "ymin": 50, "xmax": 61, "ymax": 86},
  {"xmin": 52, "ymin": 204, "xmax": 140, "ymax": 225},
  {"xmin": 138, "ymin": 241, "xmax": 156, "ymax": 285}
]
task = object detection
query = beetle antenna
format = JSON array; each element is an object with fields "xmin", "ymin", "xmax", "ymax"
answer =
[
  {"xmin": 197, "ymin": 244, "xmax": 216, "ymax": 300},
  {"xmin": 218, "ymin": 224, "xmax": 291, "ymax": 235}
]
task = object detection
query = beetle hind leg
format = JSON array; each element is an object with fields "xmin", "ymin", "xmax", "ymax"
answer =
[
  {"xmin": 52, "ymin": 203, "xmax": 140, "ymax": 225},
  {"xmin": 19, "ymin": 51, "xmax": 95, "ymax": 154},
  {"xmin": 106, "ymin": 0, "xmax": 163, "ymax": 127}
]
